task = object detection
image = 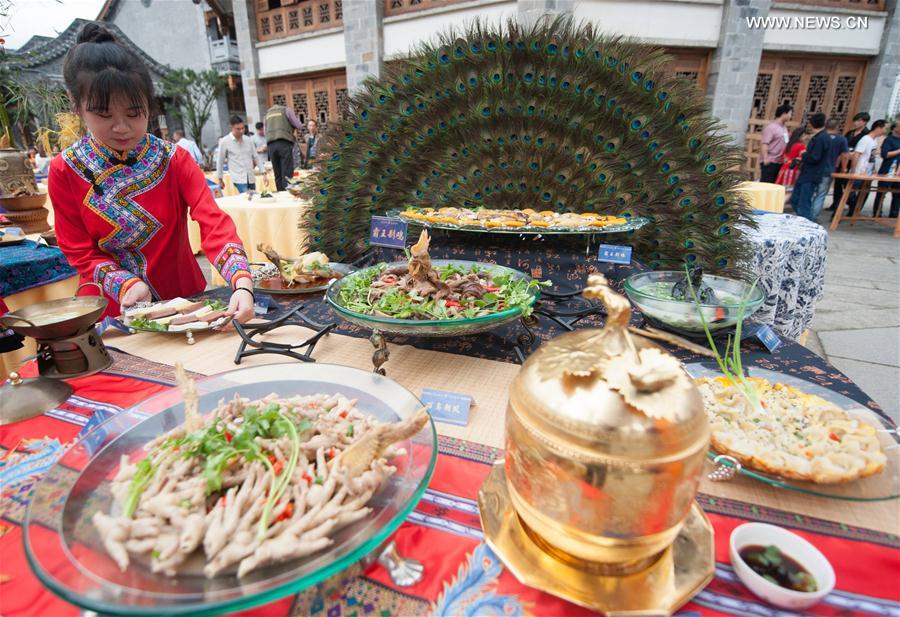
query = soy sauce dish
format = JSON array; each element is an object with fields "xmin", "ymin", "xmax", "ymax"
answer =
[{"xmin": 730, "ymin": 523, "xmax": 835, "ymax": 610}]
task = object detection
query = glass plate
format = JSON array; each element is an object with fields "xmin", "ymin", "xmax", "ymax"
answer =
[
  {"xmin": 325, "ymin": 259, "xmax": 539, "ymax": 336},
  {"xmin": 23, "ymin": 363, "xmax": 437, "ymax": 616},
  {"xmin": 684, "ymin": 363, "xmax": 899, "ymax": 501},
  {"xmin": 252, "ymin": 262, "xmax": 356, "ymax": 295},
  {"xmin": 387, "ymin": 209, "xmax": 649, "ymax": 235},
  {"xmin": 126, "ymin": 316, "xmax": 232, "ymax": 335}
]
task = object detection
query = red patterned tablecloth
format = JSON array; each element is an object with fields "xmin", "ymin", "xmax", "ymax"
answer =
[{"xmin": 1, "ymin": 352, "xmax": 898, "ymax": 617}]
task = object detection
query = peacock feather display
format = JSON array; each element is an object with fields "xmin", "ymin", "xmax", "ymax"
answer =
[{"xmin": 302, "ymin": 16, "xmax": 753, "ymax": 273}]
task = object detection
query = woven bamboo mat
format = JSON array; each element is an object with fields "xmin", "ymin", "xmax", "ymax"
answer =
[{"xmin": 103, "ymin": 326, "xmax": 899, "ymax": 534}]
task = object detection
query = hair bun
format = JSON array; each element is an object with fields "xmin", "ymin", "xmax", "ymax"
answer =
[{"xmin": 77, "ymin": 22, "xmax": 117, "ymax": 45}]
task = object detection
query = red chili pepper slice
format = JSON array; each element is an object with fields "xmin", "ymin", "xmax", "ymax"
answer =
[
  {"xmin": 339, "ymin": 410, "xmax": 349, "ymax": 419},
  {"xmin": 224, "ymin": 431, "xmax": 233, "ymax": 443},
  {"xmin": 275, "ymin": 501, "xmax": 294, "ymax": 522},
  {"xmin": 445, "ymin": 300, "xmax": 462, "ymax": 307},
  {"xmin": 829, "ymin": 432, "xmax": 840, "ymax": 442},
  {"xmin": 302, "ymin": 473, "xmax": 312, "ymax": 485},
  {"xmin": 382, "ymin": 275, "xmax": 398, "ymax": 284},
  {"xmin": 267, "ymin": 453, "xmax": 277, "ymax": 465},
  {"xmin": 714, "ymin": 307, "xmax": 726, "ymax": 321},
  {"xmin": 272, "ymin": 460, "xmax": 284, "ymax": 475},
  {"xmin": 484, "ymin": 286, "xmax": 500, "ymax": 292},
  {"xmin": 327, "ymin": 447, "xmax": 336, "ymax": 460}
]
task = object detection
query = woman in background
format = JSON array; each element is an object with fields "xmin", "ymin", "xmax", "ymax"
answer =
[{"xmin": 776, "ymin": 127, "xmax": 809, "ymax": 193}]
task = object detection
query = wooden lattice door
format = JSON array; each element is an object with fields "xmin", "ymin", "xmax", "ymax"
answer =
[
  {"xmin": 744, "ymin": 54, "xmax": 866, "ymax": 177},
  {"xmin": 266, "ymin": 71, "xmax": 350, "ymax": 139}
]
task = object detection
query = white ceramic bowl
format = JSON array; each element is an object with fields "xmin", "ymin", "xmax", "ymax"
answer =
[{"xmin": 730, "ymin": 522, "xmax": 835, "ymax": 610}]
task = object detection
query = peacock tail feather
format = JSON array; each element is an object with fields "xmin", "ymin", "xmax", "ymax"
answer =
[{"xmin": 302, "ymin": 16, "xmax": 754, "ymax": 273}]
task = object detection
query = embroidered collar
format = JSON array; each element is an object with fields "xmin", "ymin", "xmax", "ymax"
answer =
[
  {"xmin": 87, "ymin": 134, "xmax": 149, "ymax": 168},
  {"xmin": 61, "ymin": 133, "xmax": 175, "ymax": 289}
]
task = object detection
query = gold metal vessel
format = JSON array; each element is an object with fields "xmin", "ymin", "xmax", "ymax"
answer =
[{"xmin": 480, "ymin": 274, "xmax": 715, "ymax": 614}]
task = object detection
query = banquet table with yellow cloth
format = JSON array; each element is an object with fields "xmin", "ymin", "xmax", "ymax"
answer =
[
  {"xmin": 188, "ymin": 191, "xmax": 310, "ymax": 281},
  {"xmin": 734, "ymin": 180, "xmax": 785, "ymax": 213}
]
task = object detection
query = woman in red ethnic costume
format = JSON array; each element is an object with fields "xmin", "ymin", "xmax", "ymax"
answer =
[{"xmin": 48, "ymin": 22, "xmax": 254, "ymax": 322}]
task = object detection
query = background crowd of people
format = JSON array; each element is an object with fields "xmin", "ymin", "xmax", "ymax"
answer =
[{"xmin": 758, "ymin": 105, "xmax": 900, "ymax": 222}]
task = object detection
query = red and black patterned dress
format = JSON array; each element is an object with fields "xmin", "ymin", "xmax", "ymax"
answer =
[{"xmin": 48, "ymin": 133, "xmax": 251, "ymax": 317}]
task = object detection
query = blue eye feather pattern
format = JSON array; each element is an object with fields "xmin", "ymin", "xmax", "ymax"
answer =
[{"xmin": 302, "ymin": 15, "xmax": 754, "ymax": 273}]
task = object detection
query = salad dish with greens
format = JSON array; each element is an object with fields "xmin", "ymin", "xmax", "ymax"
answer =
[{"xmin": 326, "ymin": 231, "xmax": 544, "ymax": 334}]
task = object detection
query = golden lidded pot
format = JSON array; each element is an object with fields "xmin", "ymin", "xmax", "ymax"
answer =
[{"xmin": 478, "ymin": 274, "xmax": 715, "ymax": 615}]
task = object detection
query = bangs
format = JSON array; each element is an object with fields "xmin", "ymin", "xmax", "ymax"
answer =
[{"xmin": 82, "ymin": 69, "xmax": 150, "ymax": 115}]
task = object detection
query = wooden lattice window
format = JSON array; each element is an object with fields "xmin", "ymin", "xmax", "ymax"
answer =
[
  {"xmin": 662, "ymin": 49, "xmax": 711, "ymax": 93},
  {"xmin": 256, "ymin": 0, "xmax": 342, "ymax": 42},
  {"xmin": 743, "ymin": 54, "xmax": 867, "ymax": 178},
  {"xmin": 828, "ymin": 75, "xmax": 857, "ymax": 129},
  {"xmin": 752, "ymin": 74, "xmax": 773, "ymax": 121},
  {"xmin": 335, "ymin": 88, "xmax": 350, "ymax": 121},
  {"xmin": 776, "ymin": 74, "xmax": 802, "ymax": 110},
  {"xmin": 384, "ymin": 0, "xmax": 468, "ymax": 17},
  {"xmin": 266, "ymin": 71, "xmax": 347, "ymax": 137},
  {"xmin": 292, "ymin": 92, "xmax": 309, "ymax": 124}
]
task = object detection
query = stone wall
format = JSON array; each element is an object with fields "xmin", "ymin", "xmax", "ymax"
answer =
[
  {"xmin": 706, "ymin": 0, "xmax": 770, "ymax": 146},
  {"xmin": 859, "ymin": 0, "xmax": 899, "ymax": 119},
  {"xmin": 343, "ymin": 1, "xmax": 384, "ymax": 94}
]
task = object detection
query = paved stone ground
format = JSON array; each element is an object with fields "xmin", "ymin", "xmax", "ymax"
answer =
[
  {"xmin": 196, "ymin": 199, "xmax": 900, "ymax": 421},
  {"xmin": 803, "ymin": 198, "xmax": 900, "ymax": 423}
]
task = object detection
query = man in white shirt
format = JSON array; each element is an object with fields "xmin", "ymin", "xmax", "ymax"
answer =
[
  {"xmin": 173, "ymin": 129, "xmax": 203, "ymax": 166},
  {"xmin": 216, "ymin": 115, "xmax": 262, "ymax": 193},
  {"xmin": 847, "ymin": 119, "xmax": 887, "ymax": 215},
  {"xmin": 251, "ymin": 122, "xmax": 268, "ymax": 162}
]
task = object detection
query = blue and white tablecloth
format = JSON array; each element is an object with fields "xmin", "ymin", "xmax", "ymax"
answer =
[
  {"xmin": 0, "ymin": 239, "xmax": 76, "ymax": 298},
  {"xmin": 741, "ymin": 213, "xmax": 828, "ymax": 340}
]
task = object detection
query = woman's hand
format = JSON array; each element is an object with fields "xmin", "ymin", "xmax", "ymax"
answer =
[
  {"xmin": 227, "ymin": 279, "xmax": 255, "ymax": 324},
  {"xmin": 121, "ymin": 281, "xmax": 152, "ymax": 308}
]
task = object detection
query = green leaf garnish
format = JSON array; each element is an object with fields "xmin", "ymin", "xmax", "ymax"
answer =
[
  {"xmin": 124, "ymin": 458, "xmax": 155, "ymax": 518},
  {"xmin": 686, "ymin": 264, "xmax": 761, "ymax": 413}
]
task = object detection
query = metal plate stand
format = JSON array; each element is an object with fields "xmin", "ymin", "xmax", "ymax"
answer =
[
  {"xmin": 513, "ymin": 287, "xmax": 608, "ymax": 363},
  {"xmin": 233, "ymin": 305, "xmax": 336, "ymax": 365}
]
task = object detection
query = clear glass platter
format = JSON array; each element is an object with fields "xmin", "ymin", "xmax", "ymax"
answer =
[
  {"xmin": 325, "ymin": 259, "xmax": 539, "ymax": 337},
  {"xmin": 386, "ymin": 209, "xmax": 649, "ymax": 235},
  {"xmin": 251, "ymin": 262, "xmax": 356, "ymax": 295},
  {"xmin": 23, "ymin": 363, "xmax": 437, "ymax": 616},
  {"xmin": 684, "ymin": 363, "xmax": 899, "ymax": 501}
]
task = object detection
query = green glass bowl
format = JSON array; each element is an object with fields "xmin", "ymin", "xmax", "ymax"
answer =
[
  {"xmin": 326, "ymin": 259, "xmax": 539, "ymax": 336},
  {"xmin": 624, "ymin": 270, "xmax": 765, "ymax": 333},
  {"xmin": 23, "ymin": 363, "xmax": 437, "ymax": 616}
]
